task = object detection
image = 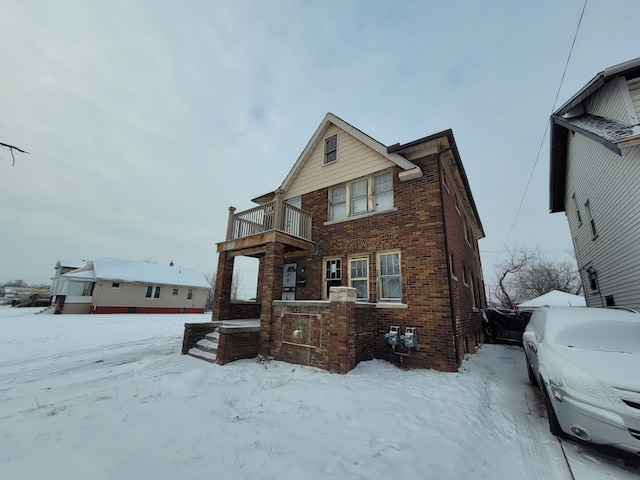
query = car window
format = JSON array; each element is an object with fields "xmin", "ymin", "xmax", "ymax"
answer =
[{"xmin": 555, "ymin": 320, "xmax": 640, "ymax": 353}]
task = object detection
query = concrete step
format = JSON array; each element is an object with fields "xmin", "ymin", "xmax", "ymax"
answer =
[
  {"xmin": 195, "ymin": 337, "xmax": 218, "ymax": 354},
  {"xmin": 187, "ymin": 347, "xmax": 217, "ymax": 363}
]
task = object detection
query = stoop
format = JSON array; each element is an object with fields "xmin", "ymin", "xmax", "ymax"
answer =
[{"xmin": 187, "ymin": 329, "xmax": 219, "ymax": 363}]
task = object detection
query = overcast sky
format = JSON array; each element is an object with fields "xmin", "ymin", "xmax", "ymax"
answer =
[{"xmin": 1, "ymin": 1, "xmax": 638, "ymax": 299}]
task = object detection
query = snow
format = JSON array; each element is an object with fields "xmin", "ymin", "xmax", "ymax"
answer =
[
  {"xmin": 64, "ymin": 257, "xmax": 211, "ymax": 288},
  {"xmin": 518, "ymin": 290, "xmax": 586, "ymax": 309},
  {"xmin": 1, "ymin": 306, "xmax": 638, "ymax": 479}
]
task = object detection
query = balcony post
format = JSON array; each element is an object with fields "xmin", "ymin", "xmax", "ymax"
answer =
[
  {"xmin": 226, "ymin": 206, "xmax": 236, "ymax": 240},
  {"xmin": 273, "ymin": 189, "xmax": 284, "ymax": 231}
]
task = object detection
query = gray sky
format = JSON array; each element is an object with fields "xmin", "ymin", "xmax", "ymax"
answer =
[{"xmin": 1, "ymin": 1, "xmax": 638, "ymax": 299}]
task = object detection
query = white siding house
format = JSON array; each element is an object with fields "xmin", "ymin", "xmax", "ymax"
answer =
[
  {"xmin": 550, "ymin": 57, "xmax": 640, "ymax": 309},
  {"xmin": 52, "ymin": 258, "xmax": 210, "ymax": 314}
]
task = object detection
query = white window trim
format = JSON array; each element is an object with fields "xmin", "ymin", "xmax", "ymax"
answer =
[
  {"xmin": 327, "ymin": 170, "xmax": 394, "ymax": 222},
  {"xmin": 348, "ymin": 255, "xmax": 369, "ymax": 300},
  {"xmin": 323, "ymin": 257, "xmax": 342, "ymax": 300},
  {"xmin": 324, "ymin": 134, "xmax": 338, "ymax": 164},
  {"xmin": 376, "ymin": 251, "xmax": 402, "ymax": 303},
  {"xmin": 572, "ymin": 193, "xmax": 583, "ymax": 226}
]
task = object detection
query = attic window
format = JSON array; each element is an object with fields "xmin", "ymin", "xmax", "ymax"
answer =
[
  {"xmin": 111, "ymin": 282, "xmax": 120, "ymax": 288},
  {"xmin": 324, "ymin": 134, "xmax": 337, "ymax": 164}
]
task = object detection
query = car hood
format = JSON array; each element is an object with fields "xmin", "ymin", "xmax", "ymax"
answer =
[{"xmin": 551, "ymin": 345, "xmax": 640, "ymax": 392}]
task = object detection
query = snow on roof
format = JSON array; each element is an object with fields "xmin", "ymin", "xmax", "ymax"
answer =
[
  {"xmin": 56, "ymin": 258, "xmax": 87, "ymax": 269},
  {"xmin": 518, "ymin": 290, "xmax": 586, "ymax": 309},
  {"xmin": 64, "ymin": 257, "xmax": 210, "ymax": 288}
]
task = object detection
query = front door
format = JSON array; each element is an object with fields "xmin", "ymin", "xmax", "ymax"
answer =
[{"xmin": 282, "ymin": 263, "xmax": 297, "ymax": 300}]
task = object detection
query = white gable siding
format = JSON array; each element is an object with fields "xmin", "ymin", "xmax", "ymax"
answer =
[
  {"xmin": 628, "ymin": 77, "xmax": 640, "ymax": 122},
  {"xmin": 586, "ymin": 76, "xmax": 635, "ymax": 124},
  {"xmin": 285, "ymin": 124, "xmax": 395, "ymax": 199},
  {"xmin": 565, "ymin": 133, "xmax": 640, "ymax": 309}
]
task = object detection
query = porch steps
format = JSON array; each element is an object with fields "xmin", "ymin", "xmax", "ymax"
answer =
[{"xmin": 187, "ymin": 329, "xmax": 219, "ymax": 363}]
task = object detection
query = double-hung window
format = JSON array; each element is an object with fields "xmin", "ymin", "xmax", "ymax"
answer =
[
  {"xmin": 329, "ymin": 185, "xmax": 347, "ymax": 220},
  {"xmin": 146, "ymin": 285, "xmax": 161, "ymax": 299},
  {"xmin": 349, "ymin": 256, "xmax": 368, "ymax": 300},
  {"xmin": 350, "ymin": 179, "xmax": 368, "ymax": 215},
  {"xmin": 378, "ymin": 252, "xmax": 401, "ymax": 301},
  {"xmin": 328, "ymin": 171, "xmax": 393, "ymax": 221},
  {"xmin": 325, "ymin": 135, "xmax": 337, "ymax": 164}
]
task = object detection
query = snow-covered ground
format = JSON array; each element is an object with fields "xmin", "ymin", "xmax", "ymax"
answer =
[{"xmin": 1, "ymin": 306, "xmax": 638, "ymax": 479}]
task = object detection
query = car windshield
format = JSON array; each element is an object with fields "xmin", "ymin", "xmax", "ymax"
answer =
[{"xmin": 555, "ymin": 319, "xmax": 640, "ymax": 353}]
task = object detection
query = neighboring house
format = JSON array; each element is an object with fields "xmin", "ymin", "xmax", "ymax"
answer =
[
  {"xmin": 52, "ymin": 257, "xmax": 210, "ymax": 314},
  {"xmin": 51, "ymin": 258, "xmax": 87, "ymax": 297},
  {"xmin": 550, "ymin": 57, "xmax": 640, "ymax": 310},
  {"xmin": 209, "ymin": 113, "xmax": 486, "ymax": 372}
]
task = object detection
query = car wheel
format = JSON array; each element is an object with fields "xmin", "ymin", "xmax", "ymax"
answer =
[
  {"xmin": 527, "ymin": 362, "xmax": 538, "ymax": 387},
  {"xmin": 543, "ymin": 386, "xmax": 562, "ymax": 437}
]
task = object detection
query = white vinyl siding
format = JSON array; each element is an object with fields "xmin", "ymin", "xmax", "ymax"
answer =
[
  {"xmin": 565, "ymin": 131, "xmax": 640, "ymax": 309},
  {"xmin": 628, "ymin": 77, "xmax": 640, "ymax": 121},
  {"xmin": 586, "ymin": 76, "xmax": 637, "ymax": 124},
  {"xmin": 286, "ymin": 124, "xmax": 395, "ymax": 199}
]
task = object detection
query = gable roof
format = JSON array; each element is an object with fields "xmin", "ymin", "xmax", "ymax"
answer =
[
  {"xmin": 550, "ymin": 57, "xmax": 640, "ymax": 213},
  {"xmin": 63, "ymin": 257, "xmax": 210, "ymax": 289},
  {"xmin": 252, "ymin": 113, "xmax": 421, "ymax": 204}
]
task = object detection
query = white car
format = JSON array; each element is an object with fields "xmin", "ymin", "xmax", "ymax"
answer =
[{"xmin": 523, "ymin": 306, "xmax": 640, "ymax": 455}]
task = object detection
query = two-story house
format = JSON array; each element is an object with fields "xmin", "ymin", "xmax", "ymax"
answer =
[
  {"xmin": 208, "ymin": 113, "xmax": 485, "ymax": 372},
  {"xmin": 550, "ymin": 57, "xmax": 640, "ymax": 310}
]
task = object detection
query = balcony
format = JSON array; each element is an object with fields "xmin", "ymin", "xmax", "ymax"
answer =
[{"xmin": 217, "ymin": 197, "xmax": 314, "ymax": 257}]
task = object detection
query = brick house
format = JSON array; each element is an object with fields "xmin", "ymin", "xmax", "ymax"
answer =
[{"xmin": 206, "ymin": 113, "xmax": 485, "ymax": 372}]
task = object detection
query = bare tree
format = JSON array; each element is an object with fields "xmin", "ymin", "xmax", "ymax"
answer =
[
  {"xmin": 515, "ymin": 257, "xmax": 581, "ymax": 298},
  {"xmin": 204, "ymin": 272, "xmax": 216, "ymax": 312},
  {"xmin": 492, "ymin": 246, "xmax": 581, "ymax": 308},
  {"xmin": 1, "ymin": 141, "xmax": 29, "ymax": 166},
  {"xmin": 493, "ymin": 246, "xmax": 535, "ymax": 309}
]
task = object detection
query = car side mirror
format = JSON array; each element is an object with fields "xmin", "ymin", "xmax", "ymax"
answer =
[{"xmin": 522, "ymin": 331, "xmax": 538, "ymax": 351}]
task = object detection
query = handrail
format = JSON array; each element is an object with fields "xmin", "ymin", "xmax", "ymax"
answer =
[{"xmin": 227, "ymin": 201, "xmax": 312, "ymax": 242}]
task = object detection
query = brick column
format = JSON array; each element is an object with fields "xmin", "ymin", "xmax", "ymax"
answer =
[
  {"xmin": 259, "ymin": 242, "xmax": 285, "ymax": 355},
  {"xmin": 212, "ymin": 251, "xmax": 234, "ymax": 321},
  {"xmin": 328, "ymin": 287, "xmax": 357, "ymax": 374}
]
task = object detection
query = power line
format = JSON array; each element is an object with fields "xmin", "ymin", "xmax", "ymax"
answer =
[{"xmin": 498, "ymin": 0, "xmax": 588, "ymax": 257}]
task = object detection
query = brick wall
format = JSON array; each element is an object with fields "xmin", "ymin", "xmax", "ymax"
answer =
[
  {"xmin": 216, "ymin": 325, "xmax": 261, "ymax": 364},
  {"xmin": 181, "ymin": 322, "xmax": 221, "ymax": 354},
  {"xmin": 282, "ymin": 153, "xmax": 468, "ymax": 371}
]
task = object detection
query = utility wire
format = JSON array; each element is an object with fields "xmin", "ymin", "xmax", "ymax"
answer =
[{"xmin": 498, "ymin": 0, "xmax": 588, "ymax": 257}]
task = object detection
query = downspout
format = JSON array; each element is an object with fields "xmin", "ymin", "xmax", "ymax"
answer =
[{"xmin": 438, "ymin": 147, "xmax": 460, "ymax": 366}]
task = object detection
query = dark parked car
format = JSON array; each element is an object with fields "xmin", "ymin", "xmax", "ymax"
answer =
[{"xmin": 523, "ymin": 306, "xmax": 640, "ymax": 455}]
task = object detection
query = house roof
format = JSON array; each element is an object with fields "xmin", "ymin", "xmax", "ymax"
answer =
[
  {"xmin": 55, "ymin": 258, "xmax": 87, "ymax": 270},
  {"xmin": 252, "ymin": 112, "xmax": 420, "ymax": 204},
  {"xmin": 550, "ymin": 57, "xmax": 640, "ymax": 213},
  {"xmin": 517, "ymin": 290, "xmax": 586, "ymax": 309},
  {"xmin": 63, "ymin": 257, "xmax": 210, "ymax": 289}
]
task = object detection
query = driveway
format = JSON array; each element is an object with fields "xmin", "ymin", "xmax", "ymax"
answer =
[{"xmin": 483, "ymin": 344, "xmax": 640, "ymax": 479}]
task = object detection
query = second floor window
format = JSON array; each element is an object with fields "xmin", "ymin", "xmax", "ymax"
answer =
[
  {"xmin": 328, "ymin": 171, "xmax": 393, "ymax": 221},
  {"xmin": 585, "ymin": 200, "xmax": 597, "ymax": 238}
]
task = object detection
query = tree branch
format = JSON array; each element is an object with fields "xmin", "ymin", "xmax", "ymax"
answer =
[{"xmin": 0, "ymin": 141, "xmax": 29, "ymax": 166}]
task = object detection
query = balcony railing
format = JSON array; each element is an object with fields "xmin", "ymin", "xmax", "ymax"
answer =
[{"xmin": 226, "ymin": 200, "xmax": 312, "ymax": 242}]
